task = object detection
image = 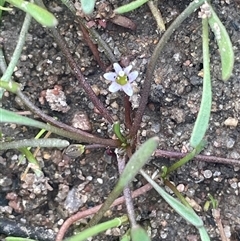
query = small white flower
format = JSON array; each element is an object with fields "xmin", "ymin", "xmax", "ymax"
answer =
[{"xmin": 103, "ymin": 63, "xmax": 138, "ymax": 96}]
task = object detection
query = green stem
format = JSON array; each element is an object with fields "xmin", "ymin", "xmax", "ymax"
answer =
[
  {"xmin": 0, "ymin": 79, "xmax": 21, "ymax": 93},
  {"xmin": 86, "ymin": 137, "xmax": 159, "ymax": 228},
  {"xmin": 129, "ymin": 0, "xmax": 205, "ymax": 137},
  {"xmin": 65, "ymin": 216, "xmax": 128, "ymax": 241},
  {"xmin": 19, "ymin": 147, "xmax": 43, "ymax": 177},
  {"xmin": 0, "ymin": 8, "xmax": 31, "ymax": 98},
  {"xmin": 0, "ymin": 0, "xmax": 5, "ymax": 19},
  {"xmin": 164, "ymin": 179, "xmax": 191, "ymax": 208},
  {"xmin": 0, "ymin": 138, "xmax": 69, "ymax": 150},
  {"xmin": 164, "ymin": 140, "xmax": 206, "ymax": 177}
]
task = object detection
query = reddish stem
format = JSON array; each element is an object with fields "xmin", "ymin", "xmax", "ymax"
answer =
[
  {"xmin": 50, "ymin": 27, "xmax": 113, "ymax": 124},
  {"xmin": 55, "ymin": 183, "xmax": 152, "ymax": 241},
  {"xmin": 79, "ymin": 22, "xmax": 106, "ymax": 71},
  {"xmin": 124, "ymin": 95, "xmax": 132, "ymax": 129},
  {"xmin": 155, "ymin": 149, "xmax": 240, "ymax": 166}
]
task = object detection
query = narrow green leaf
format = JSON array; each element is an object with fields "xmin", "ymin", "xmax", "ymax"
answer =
[
  {"xmin": 0, "ymin": 80, "xmax": 21, "ymax": 93},
  {"xmin": 0, "ymin": 108, "xmax": 53, "ymax": 130},
  {"xmin": 131, "ymin": 225, "xmax": 151, "ymax": 241},
  {"xmin": 208, "ymin": 4, "xmax": 234, "ymax": 81},
  {"xmin": 65, "ymin": 216, "xmax": 128, "ymax": 241},
  {"xmin": 19, "ymin": 147, "xmax": 43, "ymax": 177},
  {"xmin": 7, "ymin": 0, "xmax": 58, "ymax": 27},
  {"xmin": 0, "ymin": 138, "xmax": 69, "ymax": 150},
  {"xmin": 190, "ymin": 18, "xmax": 212, "ymax": 148},
  {"xmin": 86, "ymin": 137, "xmax": 159, "ymax": 228},
  {"xmin": 114, "ymin": 0, "xmax": 149, "ymax": 14},
  {"xmin": 117, "ymin": 136, "xmax": 159, "ymax": 190},
  {"xmin": 199, "ymin": 226, "xmax": 211, "ymax": 241},
  {"xmin": 120, "ymin": 230, "xmax": 131, "ymax": 241},
  {"xmin": 80, "ymin": 0, "xmax": 96, "ymax": 15},
  {"xmin": 165, "ymin": 140, "xmax": 206, "ymax": 176},
  {"xmin": 113, "ymin": 122, "xmax": 126, "ymax": 143},
  {"xmin": 6, "ymin": 237, "xmax": 37, "ymax": 241},
  {"xmin": 140, "ymin": 169, "xmax": 204, "ymax": 228}
]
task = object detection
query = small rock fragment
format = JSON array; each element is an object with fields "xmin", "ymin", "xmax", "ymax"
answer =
[
  {"xmin": 203, "ymin": 170, "xmax": 212, "ymax": 179},
  {"xmin": 45, "ymin": 86, "xmax": 70, "ymax": 113},
  {"xmin": 224, "ymin": 117, "xmax": 238, "ymax": 127},
  {"xmin": 71, "ymin": 111, "xmax": 92, "ymax": 131}
]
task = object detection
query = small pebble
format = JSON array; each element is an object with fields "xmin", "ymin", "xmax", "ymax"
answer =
[
  {"xmin": 97, "ymin": 178, "xmax": 103, "ymax": 184},
  {"xmin": 224, "ymin": 117, "xmax": 238, "ymax": 127},
  {"xmin": 176, "ymin": 183, "xmax": 185, "ymax": 192},
  {"xmin": 203, "ymin": 170, "xmax": 212, "ymax": 179},
  {"xmin": 226, "ymin": 137, "xmax": 235, "ymax": 148},
  {"xmin": 141, "ymin": 130, "xmax": 147, "ymax": 137},
  {"xmin": 224, "ymin": 225, "xmax": 231, "ymax": 238},
  {"xmin": 71, "ymin": 112, "xmax": 92, "ymax": 131}
]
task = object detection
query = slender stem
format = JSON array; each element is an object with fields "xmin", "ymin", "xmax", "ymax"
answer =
[
  {"xmin": 0, "ymin": 138, "xmax": 69, "ymax": 150},
  {"xmin": 212, "ymin": 209, "xmax": 228, "ymax": 241},
  {"xmin": 60, "ymin": 0, "xmax": 117, "ymax": 63},
  {"xmin": 154, "ymin": 149, "xmax": 240, "ymax": 166},
  {"xmin": 19, "ymin": 148, "xmax": 43, "ymax": 177},
  {"xmin": 0, "ymin": 0, "xmax": 5, "ymax": 20},
  {"xmin": 65, "ymin": 216, "xmax": 128, "ymax": 241},
  {"xmin": 164, "ymin": 179, "xmax": 191, "ymax": 208},
  {"xmin": 35, "ymin": 0, "xmax": 113, "ymax": 123},
  {"xmin": 79, "ymin": 22, "xmax": 106, "ymax": 70},
  {"xmin": 124, "ymin": 95, "xmax": 132, "ymax": 129},
  {"xmin": 49, "ymin": 27, "xmax": 113, "ymax": 123},
  {"xmin": 17, "ymin": 90, "xmax": 120, "ymax": 146},
  {"xmin": 148, "ymin": 0, "xmax": 165, "ymax": 31},
  {"xmin": 0, "ymin": 9, "xmax": 32, "ymax": 98},
  {"xmin": 165, "ymin": 140, "xmax": 205, "ymax": 176},
  {"xmin": 117, "ymin": 154, "xmax": 137, "ymax": 227},
  {"xmin": 60, "ymin": 0, "xmax": 76, "ymax": 13},
  {"xmin": 55, "ymin": 183, "xmax": 153, "ymax": 241},
  {"xmin": 129, "ymin": 0, "xmax": 205, "ymax": 137}
]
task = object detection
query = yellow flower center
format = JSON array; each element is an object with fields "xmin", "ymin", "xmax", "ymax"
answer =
[{"xmin": 116, "ymin": 70, "xmax": 128, "ymax": 85}]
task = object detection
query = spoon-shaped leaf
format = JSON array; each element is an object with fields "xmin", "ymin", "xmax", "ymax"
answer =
[
  {"xmin": 7, "ymin": 0, "xmax": 58, "ymax": 27},
  {"xmin": 117, "ymin": 136, "xmax": 159, "ymax": 190},
  {"xmin": 208, "ymin": 4, "xmax": 234, "ymax": 81},
  {"xmin": 190, "ymin": 18, "xmax": 211, "ymax": 148},
  {"xmin": 80, "ymin": 0, "xmax": 96, "ymax": 14}
]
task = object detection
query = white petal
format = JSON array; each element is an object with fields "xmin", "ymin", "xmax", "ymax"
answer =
[
  {"xmin": 113, "ymin": 63, "xmax": 122, "ymax": 74},
  {"xmin": 128, "ymin": 71, "xmax": 138, "ymax": 82},
  {"xmin": 122, "ymin": 83, "xmax": 133, "ymax": 96},
  {"xmin": 104, "ymin": 72, "xmax": 117, "ymax": 81},
  {"xmin": 124, "ymin": 65, "xmax": 132, "ymax": 75},
  {"xmin": 109, "ymin": 82, "xmax": 122, "ymax": 93}
]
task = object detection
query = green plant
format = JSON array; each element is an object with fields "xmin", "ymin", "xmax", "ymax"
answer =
[{"xmin": 0, "ymin": 0, "xmax": 235, "ymax": 240}]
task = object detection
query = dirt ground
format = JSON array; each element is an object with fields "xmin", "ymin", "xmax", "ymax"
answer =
[{"xmin": 0, "ymin": 0, "xmax": 240, "ymax": 240}]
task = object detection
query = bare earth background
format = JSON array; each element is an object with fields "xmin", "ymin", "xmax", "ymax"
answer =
[{"xmin": 0, "ymin": 0, "xmax": 240, "ymax": 240}]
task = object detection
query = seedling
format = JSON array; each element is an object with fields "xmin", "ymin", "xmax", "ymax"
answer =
[{"xmin": 0, "ymin": 0, "xmax": 235, "ymax": 240}]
